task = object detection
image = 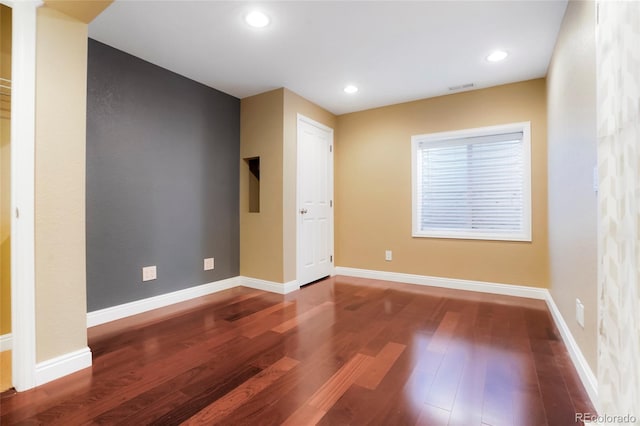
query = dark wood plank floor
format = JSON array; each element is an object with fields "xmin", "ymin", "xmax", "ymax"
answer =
[{"xmin": 0, "ymin": 276, "xmax": 595, "ymax": 425}]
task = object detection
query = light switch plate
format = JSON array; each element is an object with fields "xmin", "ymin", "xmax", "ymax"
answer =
[{"xmin": 576, "ymin": 298, "xmax": 585, "ymax": 328}]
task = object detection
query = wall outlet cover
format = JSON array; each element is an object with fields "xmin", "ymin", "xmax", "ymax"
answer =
[
  {"xmin": 142, "ymin": 265, "xmax": 157, "ymax": 282},
  {"xmin": 204, "ymin": 258, "xmax": 215, "ymax": 271},
  {"xmin": 385, "ymin": 250, "xmax": 392, "ymax": 261}
]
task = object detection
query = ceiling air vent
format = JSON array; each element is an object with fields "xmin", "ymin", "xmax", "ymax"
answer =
[{"xmin": 448, "ymin": 83, "xmax": 475, "ymax": 91}]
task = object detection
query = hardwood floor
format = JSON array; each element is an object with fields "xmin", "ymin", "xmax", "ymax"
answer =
[{"xmin": 0, "ymin": 276, "xmax": 595, "ymax": 425}]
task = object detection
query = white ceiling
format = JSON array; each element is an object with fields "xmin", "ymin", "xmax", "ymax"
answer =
[{"xmin": 89, "ymin": 1, "xmax": 568, "ymax": 115}]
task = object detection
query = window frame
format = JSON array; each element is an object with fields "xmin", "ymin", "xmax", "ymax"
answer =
[{"xmin": 411, "ymin": 121, "xmax": 532, "ymax": 242}]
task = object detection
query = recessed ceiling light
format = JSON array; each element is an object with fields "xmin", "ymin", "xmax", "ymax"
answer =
[
  {"xmin": 344, "ymin": 85, "xmax": 358, "ymax": 94},
  {"xmin": 487, "ymin": 50, "xmax": 508, "ymax": 62},
  {"xmin": 245, "ymin": 10, "xmax": 270, "ymax": 28}
]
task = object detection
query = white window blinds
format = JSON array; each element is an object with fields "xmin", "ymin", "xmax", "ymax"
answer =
[{"xmin": 412, "ymin": 123, "xmax": 531, "ymax": 241}]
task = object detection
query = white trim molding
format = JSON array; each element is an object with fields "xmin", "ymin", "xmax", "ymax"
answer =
[
  {"xmin": 545, "ymin": 293, "xmax": 599, "ymax": 412},
  {"xmin": 87, "ymin": 276, "xmax": 301, "ymax": 329},
  {"xmin": 87, "ymin": 277, "xmax": 240, "ymax": 327},
  {"xmin": 335, "ymin": 266, "xmax": 598, "ymax": 410},
  {"xmin": 411, "ymin": 121, "xmax": 532, "ymax": 242},
  {"xmin": 35, "ymin": 347, "xmax": 92, "ymax": 387},
  {"xmin": 0, "ymin": 333, "xmax": 12, "ymax": 351},
  {"xmin": 240, "ymin": 276, "xmax": 300, "ymax": 294},
  {"xmin": 335, "ymin": 266, "xmax": 547, "ymax": 300},
  {"xmin": 11, "ymin": 0, "xmax": 42, "ymax": 392}
]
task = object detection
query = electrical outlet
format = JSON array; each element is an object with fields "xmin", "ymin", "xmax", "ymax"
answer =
[
  {"xmin": 142, "ymin": 265, "xmax": 157, "ymax": 282},
  {"xmin": 385, "ymin": 250, "xmax": 392, "ymax": 261},
  {"xmin": 204, "ymin": 257, "xmax": 215, "ymax": 271},
  {"xmin": 576, "ymin": 298, "xmax": 585, "ymax": 328}
]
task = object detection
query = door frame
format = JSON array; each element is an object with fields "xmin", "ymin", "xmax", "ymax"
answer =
[
  {"xmin": 296, "ymin": 114, "xmax": 334, "ymax": 286},
  {"xmin": 5, "ymin": 0, "xmax": 39, "ymax": 391}
]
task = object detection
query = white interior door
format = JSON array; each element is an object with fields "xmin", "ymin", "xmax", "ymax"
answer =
[{"xmin": 297, "ymin": 115, "xmax": 333, "ymax": 286}]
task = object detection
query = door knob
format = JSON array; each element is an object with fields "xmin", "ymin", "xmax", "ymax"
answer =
[{"xmin": 300, "ymin": 208, "xmax": 308, "ymax": 214}]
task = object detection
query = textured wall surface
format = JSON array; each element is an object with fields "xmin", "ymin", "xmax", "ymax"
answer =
[
  {"xmin": 34, "ymin": 7, "xmax": 89, "ymax": 362},
  {"xmin": 239, "ymin": 88, "xmax": 335, "ymax": 285},
  {"xmin": 239, "ymin": 89, "xmax": 284, "ymax": 283},
  {"xmin": 86, "ymin": 39, "xmax": 239, "ymax": 311},
  {"xmin": 596, "ymin": 0, "xmax": 640, "ymax": 420},
  {"xmin": 547, "ymin": 0, "xmax": 598, "ymax": 373}
]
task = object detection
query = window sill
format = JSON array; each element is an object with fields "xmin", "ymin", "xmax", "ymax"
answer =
[{"xmin": 412, "ymin": 230, "xmax": 532, "ymax": 242}]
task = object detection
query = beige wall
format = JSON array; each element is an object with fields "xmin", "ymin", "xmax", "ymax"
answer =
[
  {"xmin": 547, "ymin": 0, "xmax": 597, "ymax": 373},
  {"xmin": 240, "ymin": 89, "xmax": 285, "ymax": 283},
  {"xmin": 282, "ymin": 89, "xmax": 336, "ymax": 283},
  {"xmin": 43, "ymin": 0, "xmax": 112, "ymax": 24},
  {"xmin": 240, "ymin": 88, "xmax": 336, "ymax": 284},
  {"xmin": 335, "ymin": 79, "xmax": 549, "ymax": 287},
  {"xmin": 34, "ymin": 6, "xmax": 88, "ymax": 362},
  {"xmin": 0, "ymin": 4, "xmax": 11, "ymax": 336}
]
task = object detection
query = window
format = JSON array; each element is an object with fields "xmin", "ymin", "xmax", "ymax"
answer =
[{"xmin": 411, "ymin": 122, "xmax": 531, "ymax": 241}]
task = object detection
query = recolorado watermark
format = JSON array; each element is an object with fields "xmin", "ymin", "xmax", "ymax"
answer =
[{"xmin": 576, "ymin": 413, "xmax": 637, "ymax": 424}]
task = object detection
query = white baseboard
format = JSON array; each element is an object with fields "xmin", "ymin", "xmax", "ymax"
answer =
[
  {"xmin": 335, "ymin": 266, "xmax": 548, "ymax": 300},
  {"xmin": 35, "ymin": 347, "xmax": 92, "ymax": 387},
  {"xmin": 0, "ymin": 333, "xmax": 12, "ymax": 351},
  {"xmin": 240, "ymin": 276, "xmax": 300, "ymax": 294},
  {"xmin": 544, "ymin": 293, "xmax": 599, "ymax": 412},
  {"xmin": 87, "ymin": 276, "xmax": 240, "ymax": 327},
  {"xmin": 335, "ymin": 266, "xmax": 598, "ymax": 411},
  {"xmin": 87, "ymin": 275, "xmax": 301, "ymax": 328}
]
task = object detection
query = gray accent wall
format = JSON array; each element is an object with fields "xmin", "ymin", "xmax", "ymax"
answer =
[{"xmin": 86, "ymin": 39, "xmax": 240, "ymax": 312}]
